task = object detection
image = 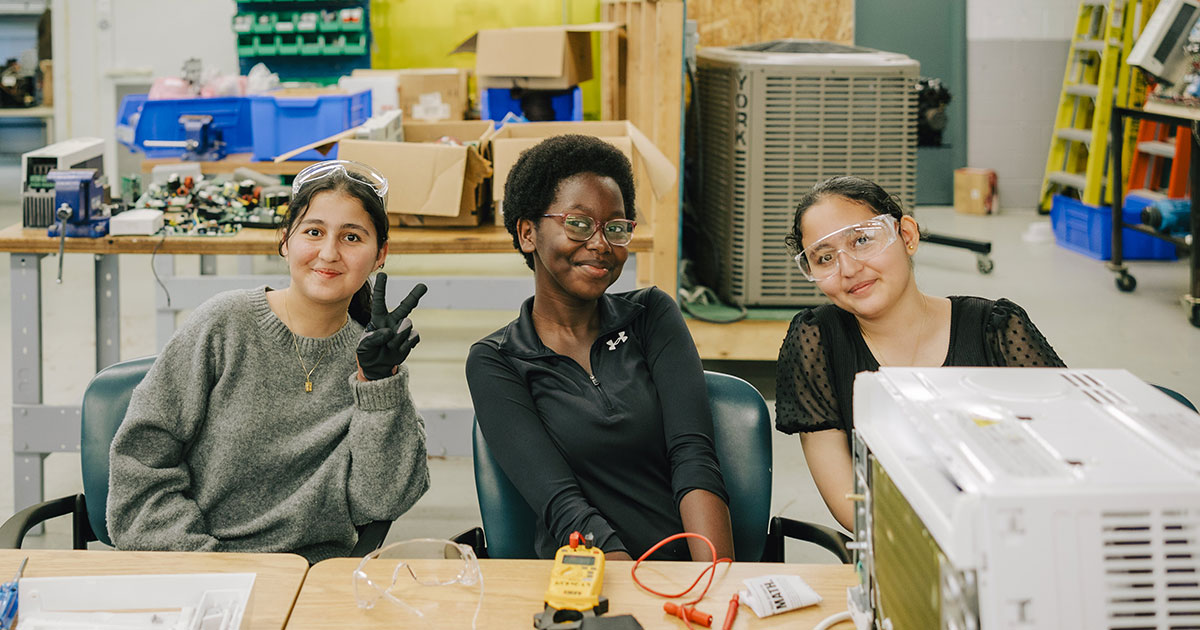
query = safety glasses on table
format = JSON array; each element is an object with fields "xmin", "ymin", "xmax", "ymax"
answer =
[
  {"xmin": 542, "ymin": 213, "xmax": 637, "ymax": 247},
  {"xmin": 352, "ymin": 538, "xmax": 483, "ymax": 629},
  {"xmin": 292, "ymin": 159, "xmax": 389, "ymax": 200},
  {"xmin": 794, "ymin": 214, "xmax": 899, "ymax": 281}
]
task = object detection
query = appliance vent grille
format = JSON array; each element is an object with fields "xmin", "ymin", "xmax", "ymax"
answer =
[
  {"xmin": 1062, "ymin": 372, "xmax": 1132, "ymax": 407},
  {"xmin": 1101, "ymin": 509, "xmax": 1200, "ymax": 630}
]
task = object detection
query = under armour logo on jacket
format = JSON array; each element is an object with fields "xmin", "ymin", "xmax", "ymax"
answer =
[{"xmin": 606, "ymin": 331, "xmax": 628, "ymax": 351}]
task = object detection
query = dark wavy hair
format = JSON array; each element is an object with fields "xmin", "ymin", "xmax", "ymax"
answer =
[
  {"xmin": 502, "ymin": 134, "xmax": 637, "ymax": 270},
  {"xmin": 278, "ymin": 169, "xmax": 389, "ymax": 326},
  {"xmin": 784, "ymin": 176, "xmax": 908, "ymax": 254}
]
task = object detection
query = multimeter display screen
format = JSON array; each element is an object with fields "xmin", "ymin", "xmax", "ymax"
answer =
[{"xmin": 563, "ymin": 555, "xmax": 595, "ymax": 566}]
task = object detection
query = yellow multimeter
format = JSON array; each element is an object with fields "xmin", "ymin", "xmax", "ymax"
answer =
[{"xmin": 544, "ymin": 531, "xmax": 607, "ymax": 613}]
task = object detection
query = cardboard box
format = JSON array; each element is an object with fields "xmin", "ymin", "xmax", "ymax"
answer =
[
  {"xmin": 453, "ymin": 23, "xmax": 619, "ymax": 90},
  {"xmin": 351, "ymin": 68, "xmax": 470, "ymax": 121},
  {"xmin": 954, "ymin": 167, "xmax": 999, "ymax": 215},
  {"xmin": 488, "ymin": 120, "xmax": 677, "ymax": 225},
  {"xmin": 338, "ymin": 120, "xmax": 493, "ymax": 227}
]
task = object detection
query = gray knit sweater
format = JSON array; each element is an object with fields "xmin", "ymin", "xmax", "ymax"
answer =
[{"xmin": 107, "ymin": 287, "xmax": 430, "ymax": 563}]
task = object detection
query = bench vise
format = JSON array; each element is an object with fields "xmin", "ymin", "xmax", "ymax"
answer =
[
  {"xmin": 45, "ymin": 169, "xmax": 110, "ymax": 239},
  {"xmin": 142, "ymin": 114, "xmax": 226, "ymax": 161}
]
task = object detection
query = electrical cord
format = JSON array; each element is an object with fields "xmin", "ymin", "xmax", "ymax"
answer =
[
  {"xmin": 813, "ymin": 610, "xmax": 852, "ymax": 630},
  {"xmin": 150, "ymin": 226, "xmax": 171, "ymax": 308},
  {"xmin": 630, "ymin": 533, "xmax": 732, "ymax": 629}
]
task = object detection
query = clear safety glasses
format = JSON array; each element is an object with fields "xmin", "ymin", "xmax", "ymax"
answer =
[
  {"xmin": 352, "ymin": 538, "xmax": 484, "ymax": 629},
  {"xmin": 292, "ymin": 159, "xmax": 388, "ymax": 200},
  {"xmin": 794, "ymin": 214, "xmax": 899, "ymax": 281},
  {"xmin": 542, "ymin": 213, "xmax": 637, "ymax": 247}
]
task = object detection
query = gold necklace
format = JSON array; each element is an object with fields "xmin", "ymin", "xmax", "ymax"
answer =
[
  {"xmin": 862, "ymin": 294, "xmax": 929, "ymax": 367},
  {"xmin": 283, "ymin": 293, "xmax": 339, "ymax": 393}
]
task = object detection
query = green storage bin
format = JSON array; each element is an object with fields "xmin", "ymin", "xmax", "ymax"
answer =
[
  {"xmin": 343, "ymin": 33, "xmax": 366, "ymax": 55},
  {"xmin": 318, "ymin": 13, "xmax": 341, "ymax": 33},
  {"xmin": 251, "ymin": 13, "xmax": 276, "ymax": 34},
  {"xmin": 277, "ymin": 33, "xmax": 300, "ymax": 55},
  {"xmin": 232, "ymin": 12, "xmax": 255, "ymax": 34},
  {"xmin": 299, "ymin": 33, "xmax": 324, "ymax": 56},
  {"xmin": 322, "ymin": 34, "xmax": 345, "ymax": 55},
  {"xmin": 255, "ymin": 35, "xmax": 280, "ymax": 56},
  {"xmin": 236, "ymin": 34, "xmax": 257, "ymax": 56},
  {"xmin": 274, "ymin": 12, "xmax": 297, "ymax": 34},
  {"xmin": 295, "ymin": 11, "xmax": 319, "ymax": 32}
]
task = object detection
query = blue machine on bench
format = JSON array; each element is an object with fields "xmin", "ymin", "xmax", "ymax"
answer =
[
  {"xmin": 45, "ymin": 168, "xmax": 118, "ymax": 283},
  {"xmin": 45, "ymin": 169, "xmax": 110, "ymax": 240}
]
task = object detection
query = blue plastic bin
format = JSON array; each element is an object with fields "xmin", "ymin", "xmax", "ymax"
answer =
[
  {"xmin": 116, "ymin": 94, "xmax": 256, "ymax": 158},
  {"xmin": 481, "ymin": 86, "xmax": 583, "ymax": 123},
  {"xmin": 248, "ymin": 89, "xmax": 371, "ymax": 161},
  {"xmin": 1050, "ymin": 194, "xmax": 1178, "ymax": 261}
]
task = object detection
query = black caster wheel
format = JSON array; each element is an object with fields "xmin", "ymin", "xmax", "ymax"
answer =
[
  {"xmin": 976, "ymin": 257, "xmax": 995, "ymax": 275},
  {"xmin": 1115, "ymin": 274, "xmax": 1137, "ymax": 292},
  {"xmin": 1190, "ymin": 303, "xmax": 1200, "ymax": 329}
]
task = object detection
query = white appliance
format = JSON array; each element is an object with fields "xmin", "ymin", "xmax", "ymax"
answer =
[
  {"xmin": 852, "ymin": 367, "xmax": 1200, "ymax": 630},
  {"xmin": 1127, "ymin": 0, "xmax": 1200, "ymax": 84},
  {"xmin": 21, "ymin": 138, "xmax": 106, "ymax": 228}
]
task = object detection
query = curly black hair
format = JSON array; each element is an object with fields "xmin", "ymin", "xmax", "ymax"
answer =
[
  {"xmin": 784, "ymin": 176, "xmax": 908, "ymax": 255},
  {"xmin": 502, "ymin": 134, "xmax": 637, "ymax": 270}
]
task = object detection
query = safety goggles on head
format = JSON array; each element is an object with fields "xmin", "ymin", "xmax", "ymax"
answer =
[
  {"xmin": 794, "ymin": 214, "xmax": 899, "ymax": 281},
  {"xmin": 352, "ymin": 538, "xmax": 484, "ymax": 629},
  {"xmin": 542, "ymin": 213, "xmax": 637, "ymax": 247},
  {"xmin": 292, "ymin": 159, "xmax": 388, "ymax": 200}
]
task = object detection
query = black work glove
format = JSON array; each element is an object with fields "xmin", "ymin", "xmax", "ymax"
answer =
[{"xmin": 356, "ymin": 274, "xmax": 427, "ymax": 380}]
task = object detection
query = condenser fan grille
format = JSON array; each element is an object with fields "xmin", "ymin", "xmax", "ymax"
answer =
[{"xmin": 696, "ymin": 43, "xmax": 918, "ymax": 306}]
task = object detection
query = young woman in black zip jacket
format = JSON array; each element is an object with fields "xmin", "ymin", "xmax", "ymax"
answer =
[{"xmin": 465, "ymin": 134, "xmax": 734, "ymax": 562}]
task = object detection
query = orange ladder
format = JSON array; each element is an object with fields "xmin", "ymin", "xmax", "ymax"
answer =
[{"xmin": 1127, "ymin": 117, "xmax": 1191, "ymax": 200}]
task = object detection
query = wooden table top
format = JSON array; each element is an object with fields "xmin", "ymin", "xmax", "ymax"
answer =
[
  {"xmin": 0, "ymin": 549, "xmax": 309, "ymax": 630},
  {"xmin": 0, "ymin": 223, "xmax": 655, "ymax": 256},
  {"xmin": 286, "ymin": 558, "xmax": 856, "ymax": 630}
]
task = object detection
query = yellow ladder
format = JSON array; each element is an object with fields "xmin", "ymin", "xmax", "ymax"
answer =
[{"xmin": 1040, "ymin": 0, "xmax": 1148, "ymax": 211}]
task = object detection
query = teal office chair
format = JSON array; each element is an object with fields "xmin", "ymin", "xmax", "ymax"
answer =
[
  {"xmin": 1154, "ymin": 385, "xmax": 1197, "ymax": 412},
  {"xmin": 0, "ymin": 356, "xmax": 391, "ymax": 555},
  {"xmin": 455, "ymin": 371, "xmax": 852, "ymax": 563}
]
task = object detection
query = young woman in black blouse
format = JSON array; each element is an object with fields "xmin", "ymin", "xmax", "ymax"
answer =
[
  {"xmin": 466, "ymin": 135, "xmax": 734, "ymax": 562},
  {"xmin": 776, "ymin": 176, "xmax": 1064, "ymax": 530}
]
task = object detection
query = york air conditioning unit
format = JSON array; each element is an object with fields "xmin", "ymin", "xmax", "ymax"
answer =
[{"xmin": 696, "ymin": 40, "xmax": 918, "ymax": 307}]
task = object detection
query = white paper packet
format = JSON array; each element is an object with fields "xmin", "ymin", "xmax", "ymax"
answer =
[{"xmin": 738, "ymin": 574, "xmax": 823, "ymax": 618}]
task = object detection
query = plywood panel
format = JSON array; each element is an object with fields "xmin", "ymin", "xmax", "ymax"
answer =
[
  {"xmin": 760, "ymin": 0, "xmax": 853, "ymax": 44},
  {"xmin": 691, "ymin": 0, "xmax": 759, "ymax": 48},
  {"xmin": 690, "ymin": 0, "xmax": 853, "ymax": 47}
]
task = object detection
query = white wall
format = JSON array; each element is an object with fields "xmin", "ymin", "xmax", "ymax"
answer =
[
  {"xmin": 966, "ymin": 0, "xmax": 1080, "ymax": 209},
  {"xmin": 52, "ymin": 0, "xmax": 236, "ymax": 177},
  {"xmin": 968, "ymin": 0, "xmax": 1079, "ymax": 40}
]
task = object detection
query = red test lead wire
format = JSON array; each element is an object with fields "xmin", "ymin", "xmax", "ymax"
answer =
[
  {"xmin": 663, "ymin": 602, "xmax": 713, "ymax": 627},
  {"xmin": 721, "ymin": 593, "xmax": 739, "ymax": 630},
  {"xmin": 631, "ymin": 532, "xmax": 732, "ymax": 630}
]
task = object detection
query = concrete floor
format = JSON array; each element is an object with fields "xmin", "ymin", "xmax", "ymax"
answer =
[{"xmin": 1, "ymin": 185, "xmax": 1198, "ymax": 562}]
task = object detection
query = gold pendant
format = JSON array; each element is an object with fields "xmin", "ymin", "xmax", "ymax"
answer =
[{"xmin": 305, "ymin": 380, "xmax": 313, "ymax": 393}]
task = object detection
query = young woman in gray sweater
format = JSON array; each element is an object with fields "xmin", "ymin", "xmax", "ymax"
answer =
[{"xmin": 107, "ymin": 161, "xmax": 430, "ymax": 562}]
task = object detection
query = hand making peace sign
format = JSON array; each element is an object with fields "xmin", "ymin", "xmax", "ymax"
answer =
[{"xmin": 356, "ymin": 274, "xmax": 428, "ymax": 381}]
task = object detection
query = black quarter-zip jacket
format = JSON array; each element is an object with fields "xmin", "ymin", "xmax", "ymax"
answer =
[{"xmin": 465, "ymin": 287, "xmax": 729, "ymax": 560}]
